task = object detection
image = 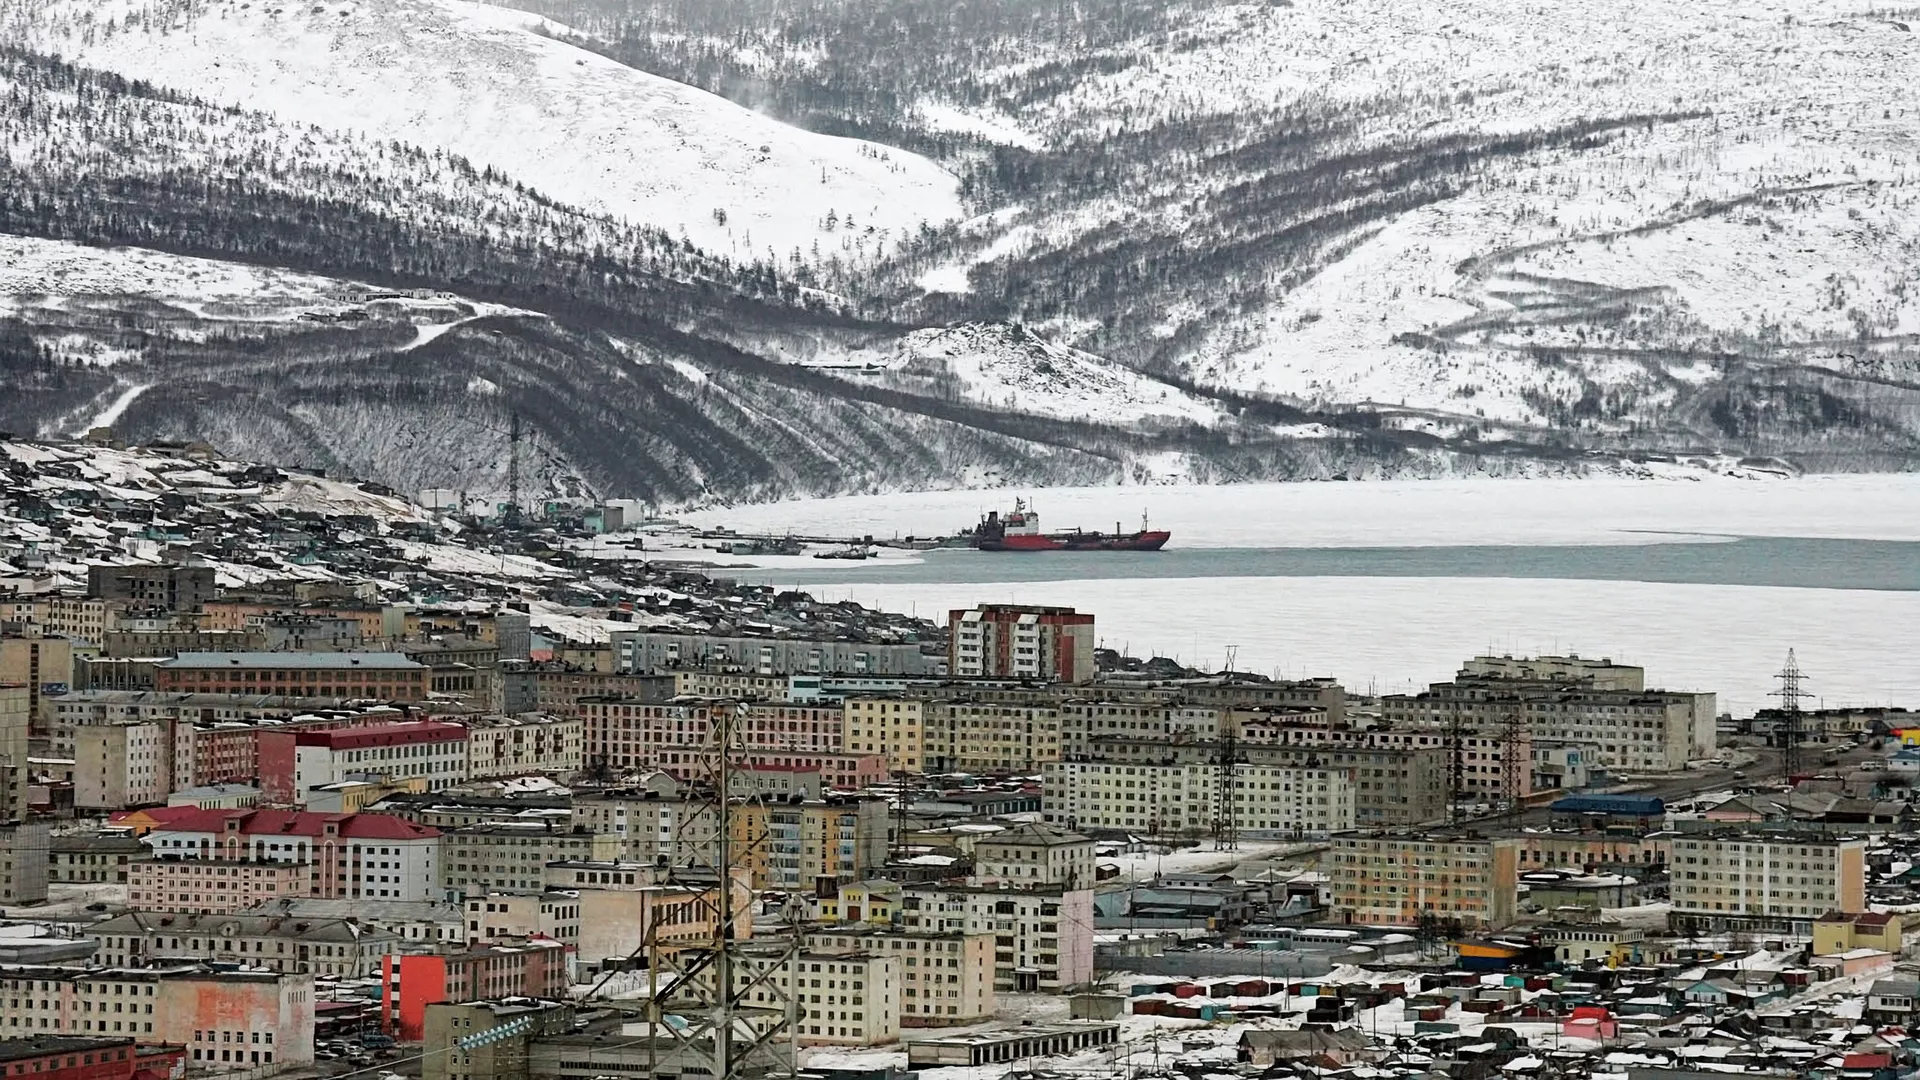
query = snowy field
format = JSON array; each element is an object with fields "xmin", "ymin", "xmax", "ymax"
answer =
[{"xmin": 680, "ymin": 473, "xmax": 1920, "ymax": 549}]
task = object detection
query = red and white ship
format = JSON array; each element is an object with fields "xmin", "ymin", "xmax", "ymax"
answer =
[{"xmin": 970, "ymin": 498, "xmax": 1170, "ymax": 552}]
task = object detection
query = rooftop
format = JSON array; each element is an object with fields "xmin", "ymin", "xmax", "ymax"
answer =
[
  {"xmin": 159, "ymin": 652, "xmax": 425, "ymax": 670},
  {"xmin": 0, "ymin": 1036, "xmax": 134, "ymax": 1063}
]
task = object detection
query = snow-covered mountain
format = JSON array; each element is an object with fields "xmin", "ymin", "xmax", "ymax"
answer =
[
  {"xmin": 0, "ymin": 0, "xmax": 1915, "ymax": 499},
  {"xmin": 0, "ymin": 0, "xmax": 961, "ymax": 263}
]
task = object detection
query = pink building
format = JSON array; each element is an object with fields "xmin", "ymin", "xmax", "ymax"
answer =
[
  {"xmin": 124, "ymin": 807, "xmax": 440, "ymax": 902},
  {"xmin": 127, "ymin": 857, "xmax": 309, "ymax": 913}
]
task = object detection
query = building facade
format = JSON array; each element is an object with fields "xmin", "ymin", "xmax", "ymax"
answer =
[
  {"xmin": 899, "ymin": 884, "xmax": 1095, "ymax": 993},
  {"xmin": 1669, "ymin": 834, "xmax": 1867, "ymax": 932},
  {"xmin": 1328, "ymin": 833, "xmax": 1522, "ymax": 930},
  {"xmin": 155, "ymin": 652, "xmax": 428, "ymax": 701},
  {"xmin": 132, "ymin": 807, "xmax": 442, "ymax": 903},
  {"xmin": 948, "ymin": 606, "xmax": 1095, "ymax": 684},
  {"xmin": 1041, "ymin": 761, "xmax": 1356, "ymax": 839}
]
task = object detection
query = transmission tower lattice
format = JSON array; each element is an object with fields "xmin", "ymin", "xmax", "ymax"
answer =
[
  {"xmin": 570, "ymin": 702, "xmax": 799, "ymax": 1080},
  {"xmin": 1772, "ymin": 649, "xmax": 1811, "ymax": 779},
  {"xmin": 1212, "ymin": 734, "xmax": 1239, "ymax": 852}
]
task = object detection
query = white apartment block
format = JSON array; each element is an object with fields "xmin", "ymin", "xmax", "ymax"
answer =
[
  {"xmin": 737, "ymin": 950, "xmax": 899, "ymax": 1046},
  {"xmin": 463, "ymin": 714, "xmax": 583, "ymax": 780},
  {"xmin": 1042, "ymin": 761, "xmax": 1356, "ymax": 838},
  {"xmin": 970, "ymin": 823, "xmax": 1096, "ymax": 890},
  {"xmin": 900, "ymin": 885, "xmax": 1094, "ymax": 993},
  {"xmin": 1669, "ymin": 835, "xmax": 1867, "ymax": 931},
  {"xmin": 805, "ymin": 928, "xmax": 995, "ymax": 1026}
]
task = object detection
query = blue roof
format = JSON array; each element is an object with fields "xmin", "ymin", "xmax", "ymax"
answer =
[{"xmin": 1549, "ymin": 794, "xmax": 1665, "ymax": 815}]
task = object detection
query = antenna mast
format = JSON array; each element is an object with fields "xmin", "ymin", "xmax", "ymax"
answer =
[{"xmin": 1772, "ymin": 650, "xmax": 1811, "ymax": 780}]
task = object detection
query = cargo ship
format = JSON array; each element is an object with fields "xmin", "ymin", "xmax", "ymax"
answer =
[{"xmin": 970, "ymin": 499, "xmax": 1170, "ymax": 552}]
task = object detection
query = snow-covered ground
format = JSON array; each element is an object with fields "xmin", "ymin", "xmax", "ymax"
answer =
[
  {"xmin": 841, "ymin": 324, "xmax": 1224, "ymax": 427},
  {"xmin": 1, "ymin": 0, "xmax": 963, "ymax": 264},
  {"xmin": 679, "ymin": 473, "xmax": 1920, "ymax": 549}
]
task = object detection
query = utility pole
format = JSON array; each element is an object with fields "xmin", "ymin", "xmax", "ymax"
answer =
[{"xmin": 1772, "ymin": 650, "xmax": 1811, "ymax": 781}]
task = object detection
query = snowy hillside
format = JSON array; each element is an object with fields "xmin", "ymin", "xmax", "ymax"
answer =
[
  {"xmin": 0, "ymin": 0, "xmax": 962, "ymax": 263},
  {"xmin": 846, "ymin": 324, "xmax": 1224, "ymax": 427}
]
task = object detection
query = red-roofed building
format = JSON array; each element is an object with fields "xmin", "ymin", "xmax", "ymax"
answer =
[
  {"xmin": 124, "ymin": 808, "xmax": 441, "ymax": 902},
  {"xmin": 257, "ymin": 722, "xmax": 468, "ymax": 804}
]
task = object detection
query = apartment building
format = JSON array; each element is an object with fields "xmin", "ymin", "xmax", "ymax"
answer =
[
  {"xmin": 578, "ymin": 696, "xmax": 875, "ymax": 787},
  {"xmin": 926, "ymin": 700, "xmax": 1064, "ymax": 773},
  {"xmin": 1302, "ymin": 724, "xmax": 1536, "ymax": 803},
  {"xmin": 1459, "ymin": 654, "xmax": 1645, "ymax": 690},
  {"xmin": 805, "ymin": 927, "xmax": 995, "ymax": 1026},
  {"xmin": 580, "ymin": 698, "xmax": 718, "ymax": 771},
  {"xmin": 424, "ymin": 1000, "xmax": 576, "ymax": 1080},
  {"xmin": 899, "ymin": 884, "xmax": 1094, "ymax": 993},
  {"xmin": 528, "ymin": 669, "xmax": 674, "ymax": 717},
  {"xmin": 765, "ymin": 797, "xmax": 889, "ymax": 890},
  {"xmin": 1328, "ymin": 833, "xmax": 1523, "ymax": 930},
  {"xmin": 44, "ymin": 690, "xmax": 378, "ymax": 765},
  {"xmin": 947, "ymin": 606, "xmax": 1095, "ymax": 684},
  {"xmin": 1041, "ymin": 761, "xmax": 1357, "ymax": 839},
  {"xmin": 86, "ymin": 565, "xmax": 216, "ymax": 611},
  {"xmin": 611, "ymin": 630, "xmax": 936, "ymax": 677},
  {"xmin": 440, "ymin": 824, "xmax": 622, "ymax": 898},
  {"xmin": 0, "ymin": 823, "xmax": 49, "ymax": 904},
  {"xmin": 48, "ymin": 835, "xmax": 143, "ymax": 884},
  {"xmin": 1083, "ymin": 738, "xmax": 1447, "ymax": 828},
  {"xmin": 464, "ymin": 714, "xmax": 582, "ymax": 780},
  {"xmin": 570, "ymin": 794, "xmax": 771, "ymax": 886},
  {"xmin": 1, "ymin": 634, "xmax": 73, "ymax": 730},
  {"xmin": 382, "ymin": 939, "xmax": 571, "ymax": 1041},
  {"xmin": 126, "ymin": 858, "xmax": 309, "ymax": 913},
  {"xmin": 1057, "ymin": 700, "xmax": 1182, "ymax": 757},
  {"xmin": 91, "ymin": 912, "xmax": 399, "ymax": 979},
  {"xmin": 100, "ymin": 629, "xmax": 267, "ymax": 659},
  {"xmin": 1171, "ymin": 676, "xmax": 1347, "ymax": 722},
  {"xmin": 37, "ymin": 597, "xmax": 111, "ymax": 647},
  {"xmin": 0, "ymin": 964, "xmax": 313, "ymax": 1071},
  {"xmin": 842, "ymin": 697, "xmax": 928, "ymax": 772},
  {"xmin": 737, "ymin": 948, "xmax": 899, "ymax": 1047},
  {"xmin": 970, "ymin": 823, "xmax": 1097, "ymax": 890},
  {"xmin": 75, "ymin": 723, "xmax": 173, "ymax": 810},
  {"xmin": 648, "ymin": 747, "xmax": 887, "ymax": 792},
  {"xmin": 670, "ymin": 670, "xmax": 795, "ymax": 701},
  {"xmin": 132, "ymin": 807, "xmax": 442, "ymax": 902},
  {"xmin": 257, "ymin": 721, "xmax": 469, "ymax": 803},
  {"xmin": 1380, "ymin": 656, "xmax": 1715, "ymax": 771},
  {"xmin": 0, "ymin": 683, "xmax": 27, "ymax": 826},
  {"xmin": 155, "ymin": 652, "xmax": 429, "ymax": 701},
  {"xmin": 1669, "ymin": 834, "xmax": 1867, "ymax": 933}
]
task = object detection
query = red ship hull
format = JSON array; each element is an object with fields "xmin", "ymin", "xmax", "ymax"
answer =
[{"xmin": 977, "ymin": 530, "xmax": 1170, "ymax": 552}]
